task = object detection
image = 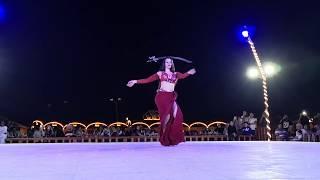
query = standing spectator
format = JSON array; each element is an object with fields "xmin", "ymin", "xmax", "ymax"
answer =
[
  {"xmin": 280, "ymin": 115, "xmax": 291, "ymax": 132},
  {"xmin": 227, "ymin": 121, "xmax": 237, "ymax": 141},
  {"xmin": 312, "ymin": 113, "xmax": 320, "ymax": 126},
  {"xmin": 248, "ymin": 113, "xmax": 257, "ymax": 135},
  {"xmin": 240, "ymin": 111, "xmax": 249, "ymax": 124},
  {"xmin": 0, "ymin": 121, "xmax": 8, "ymax": 144},
  {"xmin": 298, "ymin": 113, "xmax": 309, "ymax": 127},
  {"xmin": 7, "ymin": 121, "xmax": 14, "ymax": 138},
  {"xmin": 233, "ymin": 116, "xmax": 242, "ymax": 133}
]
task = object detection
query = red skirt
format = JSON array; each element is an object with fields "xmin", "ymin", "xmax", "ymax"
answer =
[{"xmin": 155, "ymin": 91, "xmax": 185, "ymax": 146}]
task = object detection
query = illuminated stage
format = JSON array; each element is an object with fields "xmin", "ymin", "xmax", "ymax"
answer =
[{"xmin": 0, "ymin": 141, "xmax": 318, "ymax": 180}]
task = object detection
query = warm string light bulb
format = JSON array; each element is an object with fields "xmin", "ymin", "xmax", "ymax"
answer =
[{"xmin": 246, "ymin": 36, "xmax": 272, "ymax": 141}]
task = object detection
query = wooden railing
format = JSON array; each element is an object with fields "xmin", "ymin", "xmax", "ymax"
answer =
[
  {"xmin": 256, "ymin": 127, "xmax": 268, "ymax": 141},
  {"xmin": 303, "ymin": 134, "xmax": 320, "ymax": 142},
  {"xmin": 275, "ymin": 134, "xmax": 320, "ymax": 142},
  {"xmin": 5, "ymin": 135, "xmax": 254, "ymax": 144}
]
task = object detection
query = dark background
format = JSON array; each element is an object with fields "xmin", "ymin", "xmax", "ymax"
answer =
[{"xmin": 0, "ymin": 0, "xmax": 319, "ymax": 123}]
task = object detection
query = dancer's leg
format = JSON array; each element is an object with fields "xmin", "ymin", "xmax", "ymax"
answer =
[
  {"xmin": 173, "ymin": 102, "xmax": 178, "ymax": 118},
  {"xmin": 162, "ymin": 114, "xmax": 170, "ymax": 133},
  {"xmin": 163, "ymin": 101, "xmax": 178, "ymax": 133}
]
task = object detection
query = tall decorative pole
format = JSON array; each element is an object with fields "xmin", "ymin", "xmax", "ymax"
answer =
[{"xmin": 242, "ymin": 29, "xmax": 271, "ymax": 141}]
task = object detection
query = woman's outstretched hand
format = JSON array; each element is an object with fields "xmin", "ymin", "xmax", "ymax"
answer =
[
  {"xmin": 127, "ymin": 80, "xmax": 137, "ymax": 87},
  {"xmin": 187, "ymin": 68, "xmax": 196, "ymax": 75}
]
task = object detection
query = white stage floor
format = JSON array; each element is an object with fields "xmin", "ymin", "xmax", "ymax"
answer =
[{"xmin": 0, "ymin": 141, "xmax": 319, "ymax": 180}]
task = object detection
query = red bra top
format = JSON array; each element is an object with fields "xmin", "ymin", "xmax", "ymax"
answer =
[
  {"xmin": 160, "ymin": 72, "xmax": 178, "ymax": 83},
  {"xmin": 136, "ymin": 71, "xmax": 190, "ymax": 84}
]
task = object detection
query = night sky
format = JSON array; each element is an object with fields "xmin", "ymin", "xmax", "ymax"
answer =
[{"xmin": 0, "ymin": 1, "xmax": 319, "ymax": 124}]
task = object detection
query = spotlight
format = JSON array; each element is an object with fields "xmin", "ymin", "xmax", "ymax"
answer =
[
  {"xmin": 242, "ymin": 30, "xmax": 249, "ymax": 38},
  {"xmin": 302, "ymin": 110, "xmax": 307, "ymax": 116},
  {"xmin": 246, "ymin": 66, "xmax": 259, "ymax": 79},
  {"xmin": 264, "ymin": 63, "xmax": 276, "ymax": 77}
]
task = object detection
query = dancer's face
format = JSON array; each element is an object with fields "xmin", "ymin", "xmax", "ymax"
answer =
[{"xmin": 165, "ymin": 58, "xmax": 173, "ymax": 70}]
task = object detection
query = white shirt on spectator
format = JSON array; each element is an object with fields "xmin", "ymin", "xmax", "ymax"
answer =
[
  {"xmin": 0, "ymin": 126, "xmax": 8, "ymax": 144},
  {"xmin": 241, "ymin": 115, "xmax": 249, "ymax": 123},
  {"xmin": 249, "ymin": 117, "xmax": 257, "ymax": 130},
  {"xmin": 294, "ymin": 131, "xmax": 302, "ymax": 141}
]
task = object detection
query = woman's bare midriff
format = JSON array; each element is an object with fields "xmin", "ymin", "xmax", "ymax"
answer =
[{"xmin": 158, "ymin": 81, "xmax": 175, "ymax": 92}]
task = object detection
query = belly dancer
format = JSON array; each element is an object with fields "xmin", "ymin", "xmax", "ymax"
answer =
[{"xmin": 127, "ymin": 56, "xmax": 196, "ymax": 146}]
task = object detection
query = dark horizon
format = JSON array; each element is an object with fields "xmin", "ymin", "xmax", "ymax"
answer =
[{"xmin": 0, "ymin": 1, "xmax": 319, "ymax": 124}]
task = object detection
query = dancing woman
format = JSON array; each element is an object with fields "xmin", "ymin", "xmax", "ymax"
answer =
[{"xmin": 127, "ymin": 57, "xmax": 196, "ymax": 146}]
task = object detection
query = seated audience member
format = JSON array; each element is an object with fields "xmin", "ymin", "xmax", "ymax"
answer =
[
  {"xmin": 291, "ymin": 130, "xmax": 303, "ymax": 141},
  {"xmin": 241, "ymin": 122, "xmax": 252, "ymax": 136},
  {"xmin": 275, "ymin": 124, "xmax": 288, "ymax": 140}
]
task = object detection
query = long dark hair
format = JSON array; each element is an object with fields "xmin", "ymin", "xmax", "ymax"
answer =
[{"xmin": 159, "ymin": 57, "xmax": 175, "ymax": 72}]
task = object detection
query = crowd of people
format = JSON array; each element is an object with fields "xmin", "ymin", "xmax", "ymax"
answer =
[
  {"xmin": 0, "ymin": 110, "xmax": 259, "ymax": 143},
  {"xmin": 28, "ymin": 123, "xmax": 159, "ymax": 138},
  {"xmin": 186, "ymin": 111, "xmax": 258, "ymax": 140},
  {"xmin": 0, "ymin": 119, "xmax": 27, "ymax": 143},
  {"xmin": 275, "ymin": 113, "xmax": 320, "ymax": 141},
  {"xmin": 26, "ymin": 111, "xmax": 258, "ymax": 140},
  {"xmin": 1, "ymin": 111, "xmax": 320, "ymax": 143}
]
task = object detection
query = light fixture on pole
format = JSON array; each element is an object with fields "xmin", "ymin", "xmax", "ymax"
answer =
[{"xmin": 109, "ymin": 97, "xmax": 122, "ymax": 121}]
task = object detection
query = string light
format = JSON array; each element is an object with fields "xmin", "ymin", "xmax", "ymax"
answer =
[{"xmin": 243, "ymin": 32, "xmax": 272, "ymax": 141}]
